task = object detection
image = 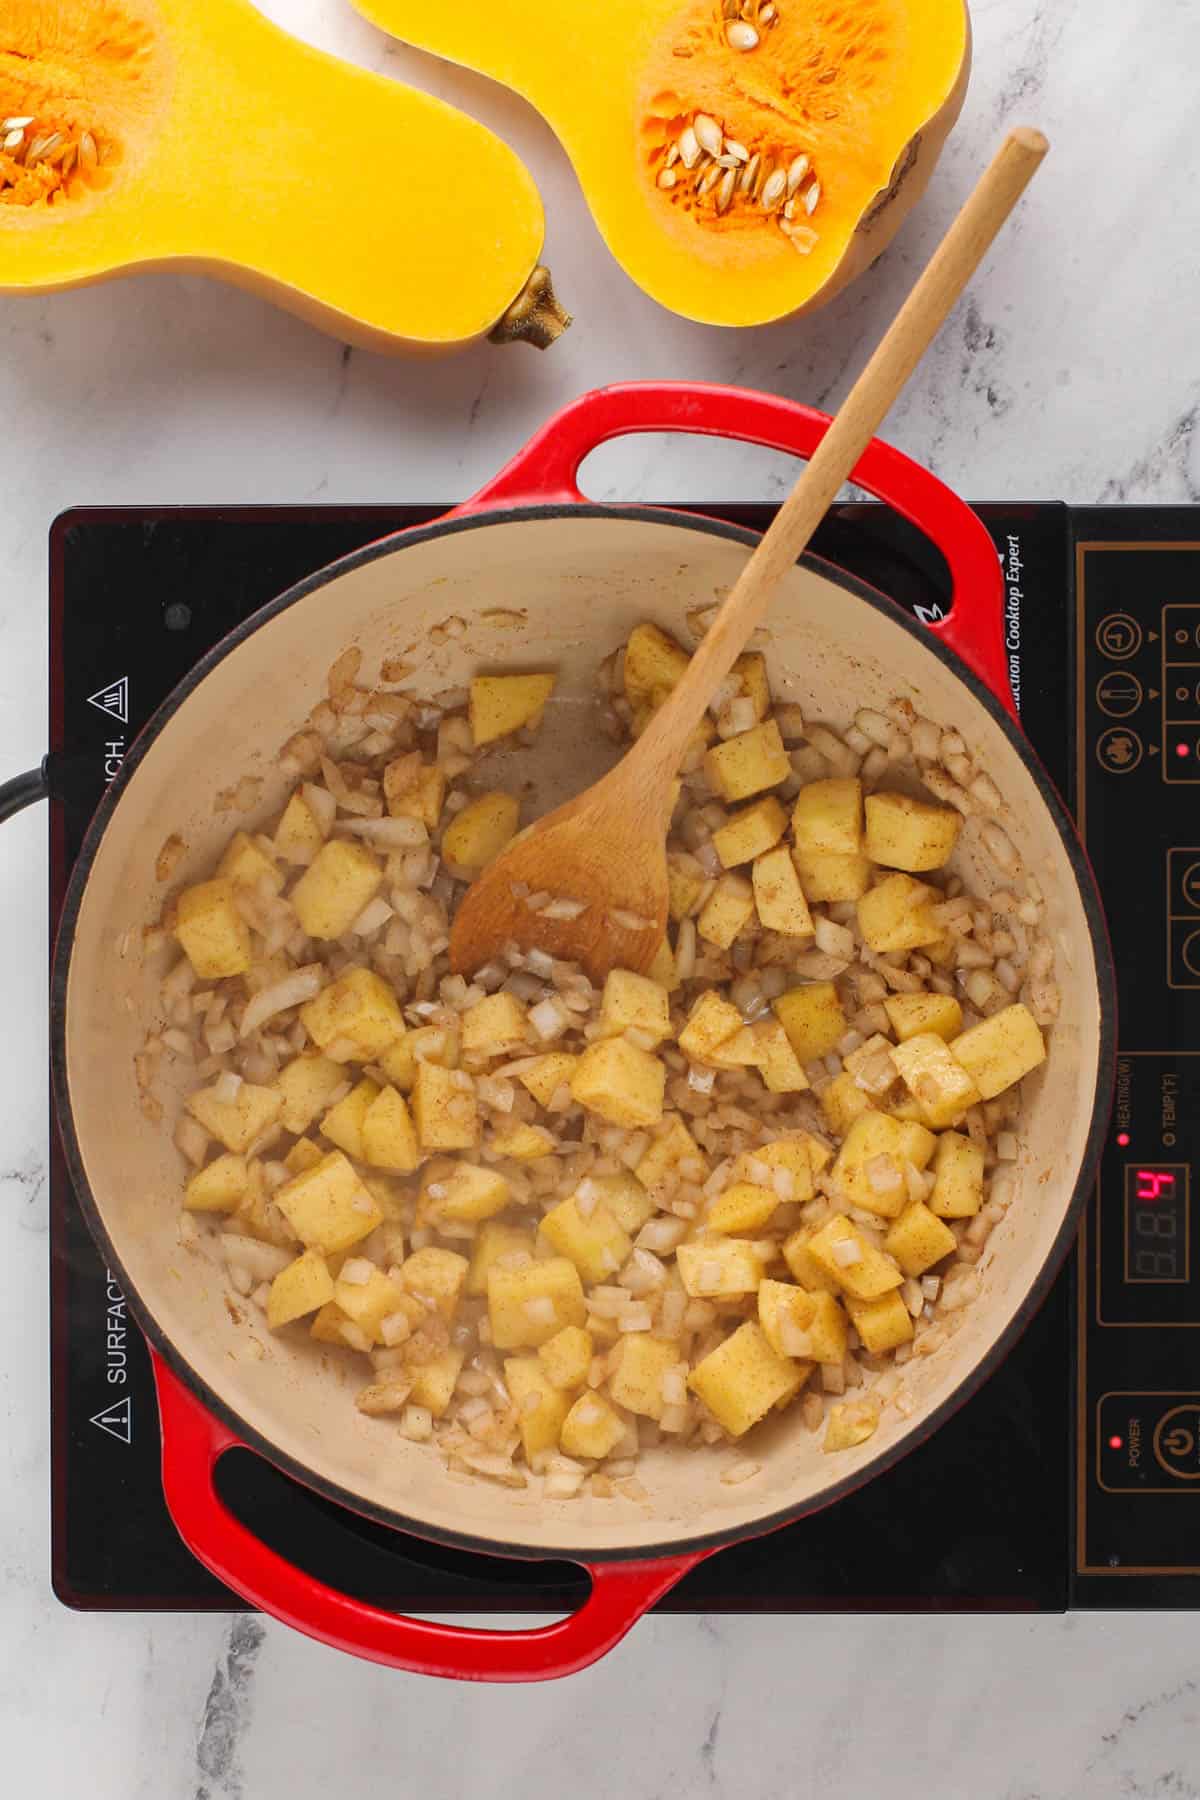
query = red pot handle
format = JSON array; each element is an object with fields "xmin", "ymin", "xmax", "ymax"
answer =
[
  {"xmin": 456, "ymin": 382, "xmax": 1013, "ymax": 718},
  {"xmin": 152, "ymin": 1355, "xmax": 707, "ymax": 1681}
]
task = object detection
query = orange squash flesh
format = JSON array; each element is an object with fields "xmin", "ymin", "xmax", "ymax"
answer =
[
  {"xmin": 0, "ymin": 0, "xmax": 560, "ymax": 353},
  {"xmin": 354, "ymin": 0, "xmax": 970, "ymax": 326}
]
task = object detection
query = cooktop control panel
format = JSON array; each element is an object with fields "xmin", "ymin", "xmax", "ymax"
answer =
[{"xmin": 1075, "ymin": 524, "xmax": 1200, "ymax": 1594}]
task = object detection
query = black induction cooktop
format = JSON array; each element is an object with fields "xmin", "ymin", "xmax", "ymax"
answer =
[{"xmin": 47, "ymin": 498, "xmax": 1200, "ymax": 1614}]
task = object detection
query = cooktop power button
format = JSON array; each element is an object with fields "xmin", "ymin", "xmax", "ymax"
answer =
[{"xmin": 1154, "ymin": 1406, "xmax": 1200, "ymax": 1480}]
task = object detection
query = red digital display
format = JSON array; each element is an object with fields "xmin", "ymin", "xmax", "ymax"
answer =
[{"xmin": 1124, "ymin": 1164, "xmax": 1189, "ymax": 1284}]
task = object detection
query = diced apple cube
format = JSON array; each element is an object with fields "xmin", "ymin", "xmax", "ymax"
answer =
[
  {"xmin": 515, "ymin": 1052, "xmax": 577, "ymax": 1108},
  {"xmin": 599, "ymin": 969, "xmax": 672, "ymax": 1048},
  {"xmin": 413, "ymin": 1062, "xmax": 478, "ymax": 1150},
  {"xmin": 803, "ymin": 1290, "xmax": 850, "ymax": 1363},
  {"xmin": 291, "ymin": 839, "xmax": 383, "ymax": 940},
  {"xmin": 423, "ymin": 1162, "xmax": 509, "ymax": 1227},
  {"xmin": 805, "ymin": 1216, "xmax": 903, "ymax": 1301},
  {"xmin": 623, "ymin": 622, "xmax": 690, "ymax": 706},
  {"xmin": 830, "ymin": 1112, "xmax": 909, "ymax": 1218},
  {"xmin": 361, "ymin": 1085, "xmax": 421, "ymax": 1173},
  {"xmin": 441, "ymin": 790, "xmax": 521, "ymax": 873},
  {"xmin": 950, "ymin": 1003, "xmax": 1046, "ymax": 1099},
  {"xmin": 679, "ymin": 989, "xmax": 744, "ymax": 1063},
  {"xmin": 752, "ymin": 845, "xmax": 814, "ymax": 936},
  {"xmin": 275, "ymin": 1151, "xmax": 382, "ymax": 1253},
  {"xmin": 883, "ymin": 1202, "xmax": 958, "ymax": 1276},
  {"xmin": 750, "ymin": 1017, "xmax": 811, "ymax": 1093},
  {"xmin": 309, "ymin": 1302, "xmax": 357, "ymax": 1348},
  {"xmin": 688, "ymin": 1321, "xmax": 808, "ymax": 1437},
  {"xmin": 865, "ymin": 790, "xmax": 961, "ymax": 871},
  {"xmin": 697, "ymin": 872, "xmax": 755, "ymax": 949},
  {"xmin": 267, "ymin": 1250, "xmax": 334, "ymax": 1329},
  {"xmin": 274, "ymin": 1053, "xmax": 346, "ymax": 1136},
  {"xmin": 590, "ymin": 1172, "xmax": 654, "ymax": 1235},
  {"xmin": 791, "ymin": 847, "xmax": 873, "ymax": 902},
  {"xmin": 892, "ymin": 1033, "xmax": 981, "ymax": 1129},
  {"xmin": 560, "ymin": 1392, "xmax": 626, "ymax": 1460},
  {"xmin": 782, "ymin": 1229, "xmax": 839, "ymax": 1295},
  {"xmin": 757, "ymin": 1278, "xmax": 815, "ymax": 1357},
  {"xmin": 469, "ymin": 672, "xmax": 555, "ymax": 745},
  {"xmin": 845, "ymin": 1290, "xmax": 914, "ymax": 1354},
  {"xmin": 704, "ymin": 719, "xmax": 790, "ymax": 803},
  {"xmin": 383, "ymin": 758, "xmax": 445, "ymax": 830},
  {"xmin": 540, "ymin": 1194, "xmax": 633, "ymax": 1285},
  {"xmin": 301, "ymin": 966, "xmax": 404, "ymax": 1063},
  {"xmin": 712, "ymin": 796, "xmax": 788, "ymax": 869},
  {"xmin": 929, "ymin": 1130, "xmax": 985, "ymax": 1217},
  {"xmin": 488, "ymin": 1256, "xmax": 586, "ymax": 1349},
  {"xmin": 466, "ymin": 1221, "xmax": 535, "ymax": 1297},
  {"xmin": 282, "ymin": 1130, "xmax": 318, "ymax": 1173},
  {"xmin": 636, "ymin": 1114, "xmax": 707, "ymax": 1201},
  {"xmin": 378, "ymin": 1033, "xmax": 416, "ymax": 1091},
  {"xmin": 646, "ymin": 937, "xmax": 679, "ymax": 991},
  {"xmin": 274, "ymin": 790, "xmax": 325, "ymax": 865},
  {"xmin": 334, "ymin": 1266, "xmax": 407, "ymax": 1343},
  {"xmin": 187, "ymin": 1080, "xmax": 282, "ymax": 1154},
  {"xmin": 409, "ymin": 1346, "xmax": 466, "ymax": 1417},
  {"xmin": 668, "ymin": 852, "xmax": 709, "ymax": 921},
  {"xmin": 857, "ymin": 874, "xmax": 944, "ymax": 953},
  {"xmin": 823, "ymin": 1399, "xmax": 881, "ymax": 1452},
  {"xmin": 707, "ymin": 1182, "xmax": 778, "ymax": 1234},
  {"xmin": 896, "ymin": 1118, "xmax": 936, "ymax": 1169},
  {"xmin": 232, "ymin": 1165, "xmax": 298, "ymax": 1250},
  {"xmin": 608, "ymin": 1331, "xmax": 678, "ymax": 1420},
  {"xmin": 735, "ymin": 1133, "xmax": 828, "ymax": 1203},
  {"xmin": 184, "ymin": 1152, "xmax": 249, "ymax": 1213},
  {"xmin": 676, "ymin": 1238, "xmax": 762, "ymax": 1298},
  {"xmin": 175, "ymin": 879, "xmax": 253, "ymax": 979},
  {"xmin": 401, "ymin": 1247, "xmax": 468, "ymax": 1324},
  {"xmin": 569, "ymin": 1037, "xmax": 665, "ymax": 1129},
  {"xmin": 505, "ymin": 1357, "xmax": 572, "ymax": 1460},
  {"xmin": 792, "ymin": 778, "xmax": 863, "ymax": 856},
  {"xmin": 884, "ymin": 992, "xmax": 964, "ymax": 1042},
  {"xmin": 537, "ymin": 1325, "xmax": 593, "ymax": 1392},
  {"xmin": 320, "ymin": 1078, "xmax": 379, "ymax": 1161},
  {"xmin": 731, "ymin": 651, "xmax": 771, "ymax": 720},
  {"xmin": 820, "ymin": 1071, "xmax": 876, "ymax": 1137},
  {"xmin": 218, "ymin": 830, "xmax": 283, "ymax": 893},
  {"xmin": 460, "ymin": 992, "xmax": 529, "ymax": 1063},
  {"xmin": 773, "ymin": 981, "xmax": 846, "ymax": 1063}
]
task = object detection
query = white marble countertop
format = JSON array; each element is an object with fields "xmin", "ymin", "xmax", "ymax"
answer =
[{"xmin": 2, "ymin": 0, "xmax": 1199, "ymax": 1793}]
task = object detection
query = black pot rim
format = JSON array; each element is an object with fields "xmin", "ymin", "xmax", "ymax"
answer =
[{"xmin": 50, "ymin": 501, "xmax": 1117, "ymax": 1569}]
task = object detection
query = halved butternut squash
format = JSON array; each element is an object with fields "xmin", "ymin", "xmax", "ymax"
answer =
[
  {"xmin": 354, "ymin": 0, "xmax": 969, "ymax": 326},
  {"xmin": 0, "ymin": 0, "xmax": 567, "ymax": 352}
]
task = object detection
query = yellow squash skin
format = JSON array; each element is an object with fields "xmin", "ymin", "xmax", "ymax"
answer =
[
  {"xmin": 353, "ymin": 0, "xmax": 970, "ymax": 327},
  {"xmin": 0, "ymin": 0, "xmax": 547, "ymax": 353}
]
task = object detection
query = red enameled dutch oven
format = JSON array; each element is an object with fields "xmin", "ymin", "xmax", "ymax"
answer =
[{"xmin": 12, "ymin": 384, "xmax": 1112, "ymax": 1680}]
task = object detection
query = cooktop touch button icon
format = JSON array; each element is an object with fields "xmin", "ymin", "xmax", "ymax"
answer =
[
  {"xmin": 1095, "ymin": 727, "xmax": 1143, "ymax": 774},
  {"xmin": 1096, "ymin": 613, "xmax": 1143, "ymax": 660},
  {"xmin": 1096, "ymin": 670, "xmax": 1143, "ymax": 719},
  {"xmin": 1154, "ymin": 1405, "xmax": 1200, "ymax": 1480}
]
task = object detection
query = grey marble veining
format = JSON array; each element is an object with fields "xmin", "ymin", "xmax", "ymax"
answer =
[{"xmin": 1, "ymin": 1, "xmax": 1199, "ymax": 1793}]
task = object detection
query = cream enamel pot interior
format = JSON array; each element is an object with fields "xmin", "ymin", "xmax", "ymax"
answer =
[{"xmin": 38, "ymin": 384, "xmax": 1114, "ymax": 1681}]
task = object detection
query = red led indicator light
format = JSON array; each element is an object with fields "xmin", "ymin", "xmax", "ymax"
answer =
[
  {"xmin": 1116, "ymin": 1132, "xmax": 1130, "ymax": 1147},
  {"xmin": 1109, "ymin": 1435, "xmax": 1123, "ymax": 1450},
  {"xmin": 1176, "ymin": 743, "xmax": 1190, "ymax": 758}
]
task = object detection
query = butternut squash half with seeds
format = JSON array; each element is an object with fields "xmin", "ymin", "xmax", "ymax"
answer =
[
  {"xmin": 354, "ymin": 0, "xmax": 969, "ymax": 327},
  {"xmin": 0, "ymin": 0, "xmax": 567, "ymax": 353}
]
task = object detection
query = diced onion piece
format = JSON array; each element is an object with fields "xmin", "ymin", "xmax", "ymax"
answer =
[{"xmin": 239, "ymin": 964, "xmax": 323, "ymax": 1038}]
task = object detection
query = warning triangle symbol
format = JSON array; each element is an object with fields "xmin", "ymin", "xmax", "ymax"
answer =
[
  {"xmin": 86, "ymin": 675, "xmax": 128, "ymax": 725},
  {"xmin": 90, "ymin": 1394, "xmax": 132, "ymax": 1444}
]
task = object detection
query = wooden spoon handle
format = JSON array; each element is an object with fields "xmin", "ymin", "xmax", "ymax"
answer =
[{"xmin": 634, "ymin": 126, "xmax": 1048, "ymax": 793}]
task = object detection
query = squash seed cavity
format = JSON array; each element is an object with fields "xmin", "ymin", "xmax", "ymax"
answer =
[
  {"xmin": 641, "ymin": 0, "xmax": 909, "ymax": 251},
  {"xmin": 0, "ymin": 1, "xmax": 166, "ymax": 209}
]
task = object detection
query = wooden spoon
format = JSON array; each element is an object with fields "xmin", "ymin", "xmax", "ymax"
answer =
[{"xmin": 450, "ymin": 127, "xmax": 1048, "ymax": 983}]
